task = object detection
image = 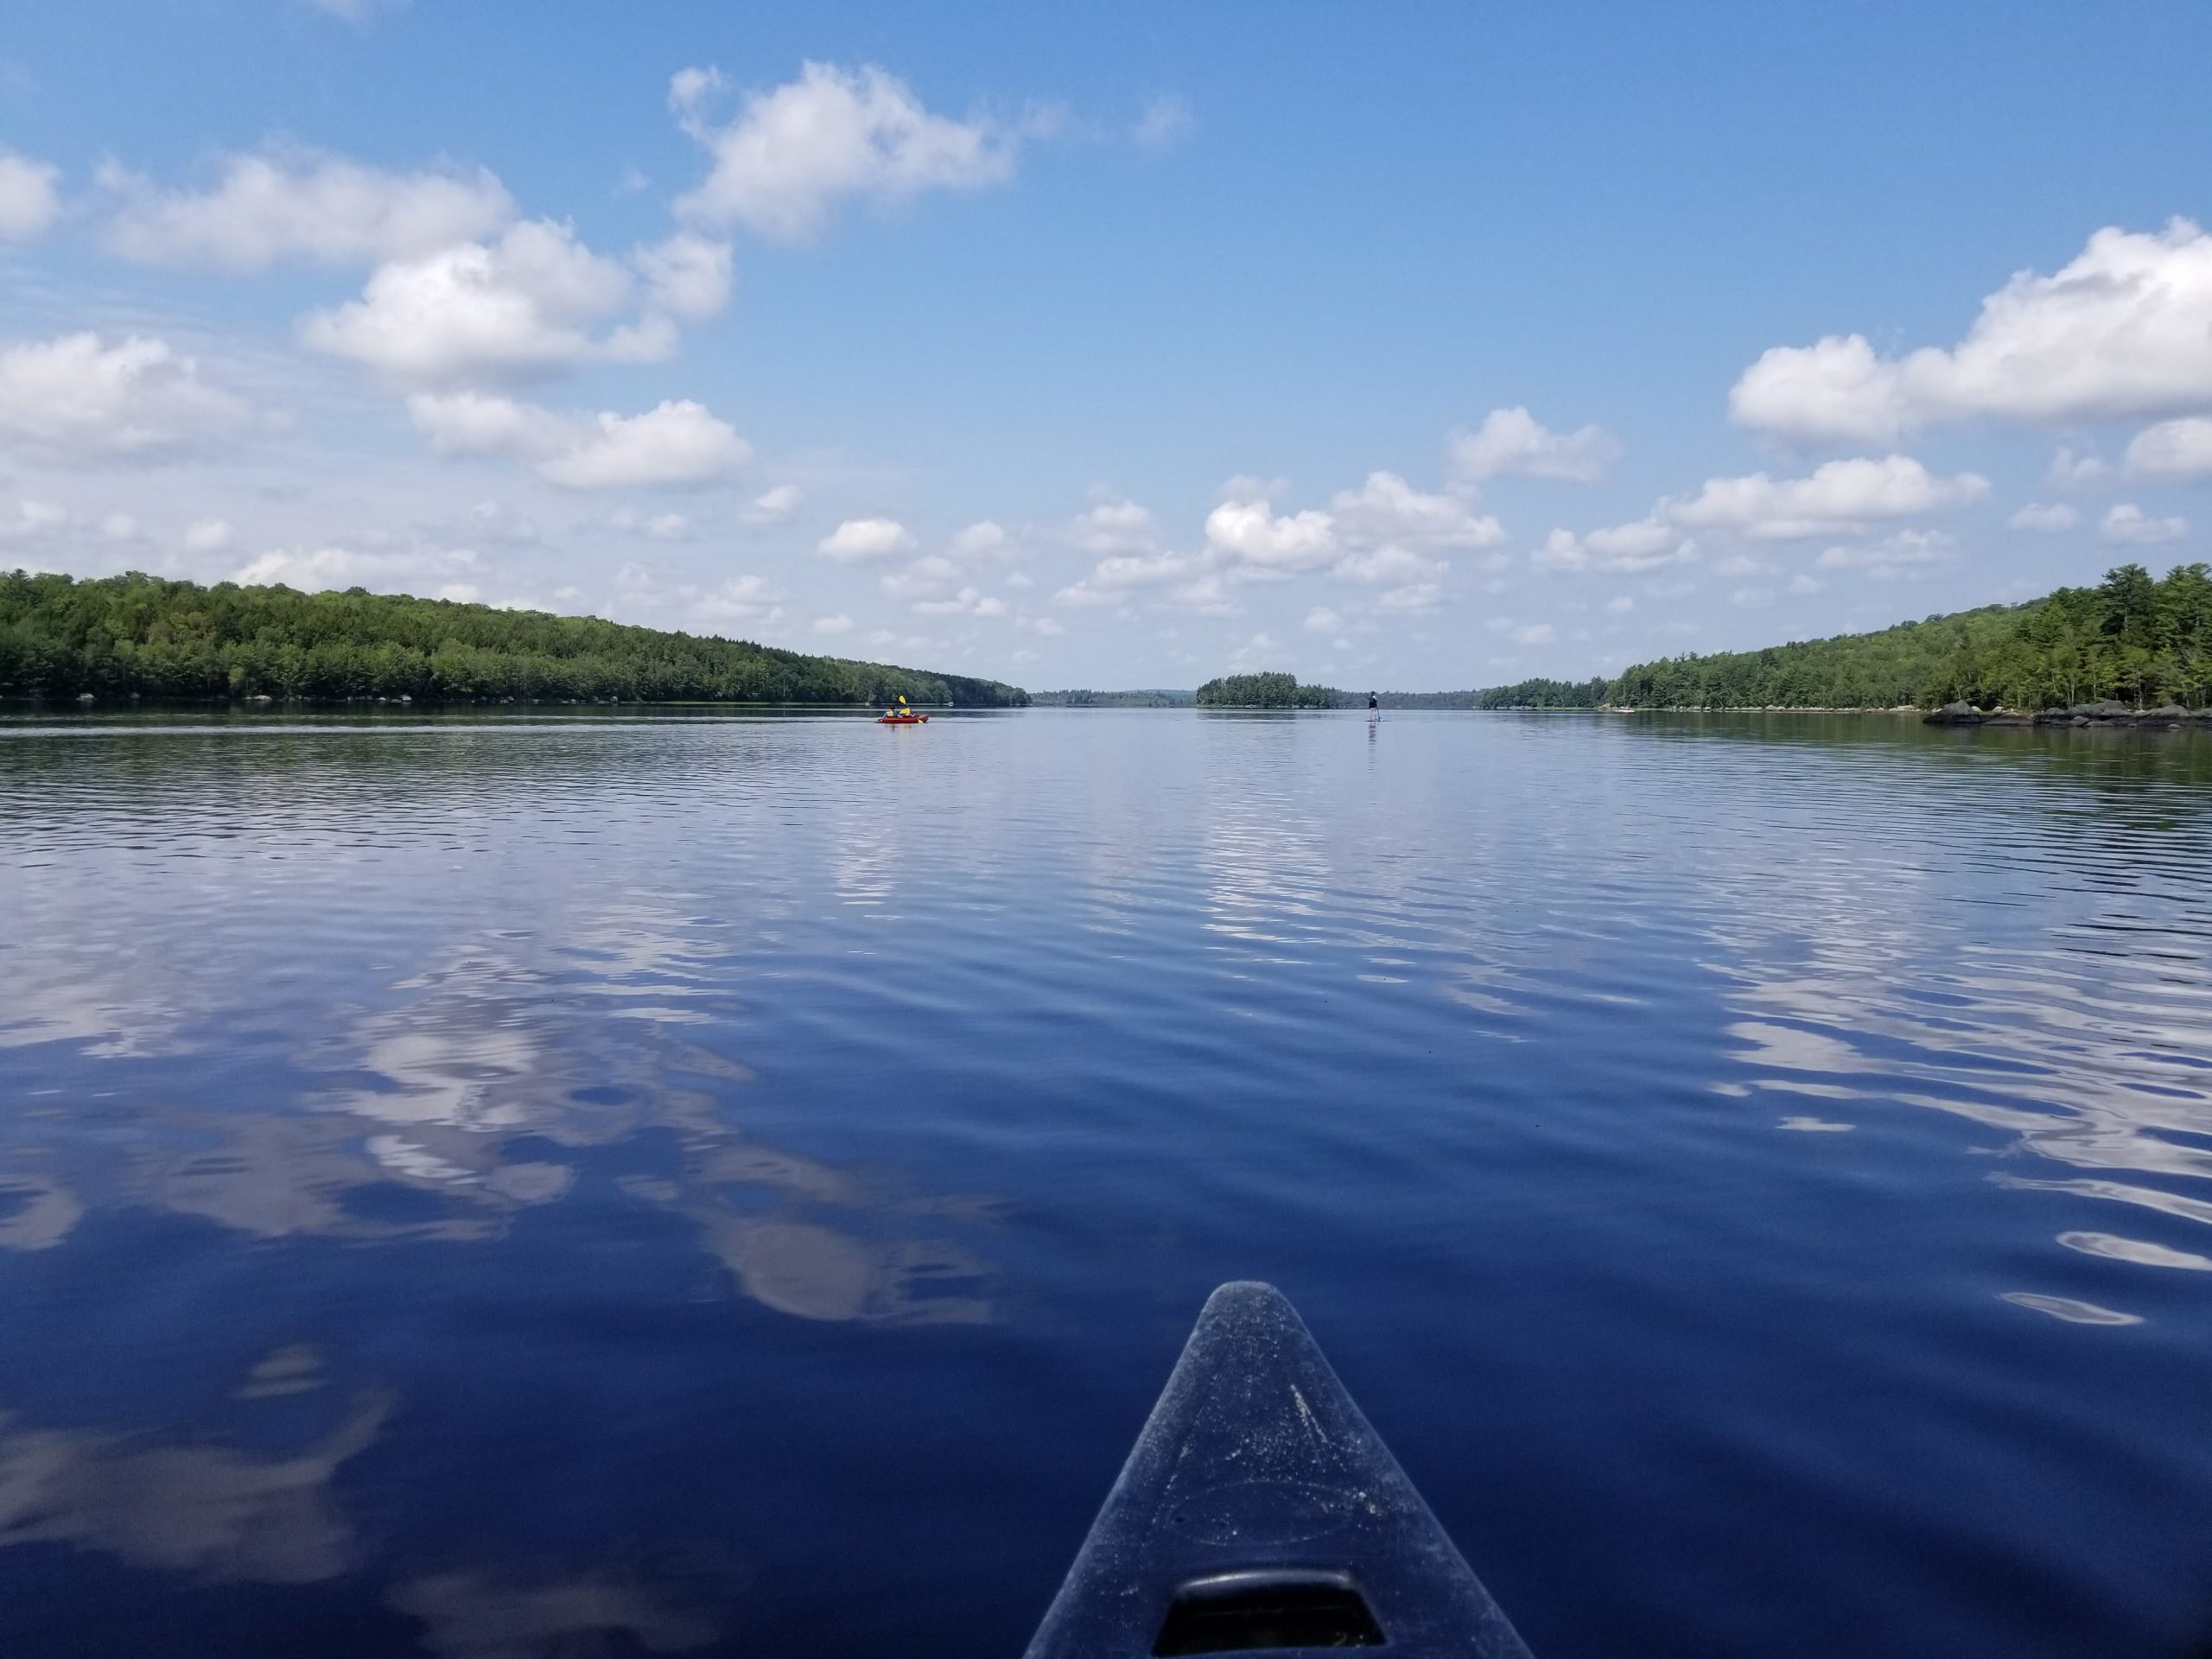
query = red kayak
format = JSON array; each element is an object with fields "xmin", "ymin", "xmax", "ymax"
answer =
[{"xmin": 876, "ymin": 713, "xmax": 929, "ymax": 725}]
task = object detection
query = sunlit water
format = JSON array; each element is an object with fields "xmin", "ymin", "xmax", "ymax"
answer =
[{"xmin": 2, "ymin": 708, "xmax": 2209, "ymax": 1658}]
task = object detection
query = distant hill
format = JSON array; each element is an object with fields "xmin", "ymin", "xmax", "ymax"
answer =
[
  {"xmin": 1612, "ymin": 562, "xmax": 2211, "ymax": 711},
  {"xmin": 1030, "ymin": 689, "xmax": 1195, "ymax": 707},
  {"xmin": 0, "ymin": 571, "xmax": 1029, "ymax": 707}
]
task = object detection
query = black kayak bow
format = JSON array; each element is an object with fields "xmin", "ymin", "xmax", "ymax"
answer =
[{"xmin": 1024, "ymin": 1281, "xmax": 1534, "ymax": 1657}]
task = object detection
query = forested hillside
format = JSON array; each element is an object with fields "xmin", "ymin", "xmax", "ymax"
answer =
[
  {"xmin": 1477, "ymin": 677, "xmax": 1611, "ymax": 709},
  {"xmin": 0, "ymin": 572, "xmax": 1028, "ymax": 706},
  {"xmin": 1612, "ymin": 563, "xmax": 2212, "ymax": 711}
]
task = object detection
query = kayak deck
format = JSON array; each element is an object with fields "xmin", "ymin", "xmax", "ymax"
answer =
[{"xmin": 1024, "ymin": 1281, "xmax": 1534, "ymax": 1656}]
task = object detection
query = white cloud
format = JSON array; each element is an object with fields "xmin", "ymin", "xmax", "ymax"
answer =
[
  {"xmin": 812, "ymin": 613, "xmax": 855, "ymax": 635},
  {"xmin": 1224, "ymin": 631, "xmax": 1282, "ymax": 672},
  {"xmin": 1027, "ymin": 615, "xmax": 1065, "ymax": 637},
  {"xmin": 1304, "ymin": 605, "xmax": 1343, "ymax": 633},
  {"xmin": 631, "ymin": 232, "xmax": 733, "ymax": 323},
  {"xmin": 1328, "ymin": 471, "xmax": 1503, "ymax": 549},
  {"xmin": 742, "ymin": 484, "xmax": 802, "ymax": 525},
  {"xmin": 1535, "ymin": 519, "xmax": 1697, "ymax": 573},
  {"xmin": 1133, "ymin": 95, "xmax": 1194, "ymax": 154},
  {"xmin": 1053, "ymin": 550, "xmax": 1193, "ymax": 607},
  {"xmin": 302, "ymin": 220, "xmax": 655, "ymax": 385},
  {"xmin": 2126, "ymin": 417, "xmax": 2212, "ymax": 482},
  {"xmin": 2102, "ymin": 503, "xmax": 2187, "ymax": 544},
  {"xmin": 2047, "ymin": 447, "xmax": 2111, "ymax": 490},
  {"xmin": 1664, "ymin": 455, "xmax": 1988, "ymax": 540},
  {"xmin": 693, "ymin": 574, "xmax": 778, "ymax": 624},
  {"xmin": 0, "ymin": 149, "xmax": 60, "ymax": 241},
  {"xmin": 1815, "ymin": 529, "xmax": 1955, "ymax": 572},
  {"xmin": 183, "ymin": 518, "xmax": 234, "ymax": 554},
  {"xmin": 1449, "ymin": 407, "xmax": 1620, "ymax": 483},
  {"xmin": 880, "ymin": 554, "xmax": 962, "ymax": 602},
  {"xmin": 1066, "ymin": 495, "xmax": 1156, "ymax": 556},
  {"xmin": 1512, "ymin": 622, "xmax": 1554, "ymax": 645},
  {"xmin": 644, "ymin": 513, "xmax": 690, "ymax": 540},
  {"xmin": 912, "ymin": 585, "xmax": 1008, "ymax": 618},
  {"xmin": 0, "ymin": 333, "xmax": 249, "ymax": 461},
  {"xmin": 1732, "ymin": 219, "xmax": 2212, "ymax": 444},
  {"xmin": 1205, "ymin": 491, "xmax": 1336, "ymax": 574},
  {"xmin": 1606, "ymin": 594, "xmax": 1634, "ymax": 613},
  {"xmin": 950, "ymin": 519, "xmax": 1012, "ymax": 557},
  {"xmin": 675, "ymin": 61, "xmax": 1017, "ymax": 243},
  {"xmin": 407, "ymin": 390, "xmax": 569, "ymax": 457},
  {"xmin": 408, "ymin": 391, "xmax": 750, "ymax": 489},
  {"xmin": 2007, "ymin": 502, "xmax": 2078, "ymax": 533},
  {"xmin": 234, "ymin": 541, "xmax": 474, "ymax": 594},
  {"xmin": 537, "ymin": 401, "xmax": 749, "ymax": 490},
  {"xmin": 818, "ymin": 516, "xmax": 916, "ymax": 563},
  {"xmin": 0, "ymin": 499, "xmax": 67, "ymax": 539},
  {"xmin": 102, "ymin": 149, "xmax": 512, "ymax": 269}
]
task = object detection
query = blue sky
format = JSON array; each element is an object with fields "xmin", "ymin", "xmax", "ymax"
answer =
[{"xmin": 3, "ymin": 1, "xmax": 2211, "ymax": 690}]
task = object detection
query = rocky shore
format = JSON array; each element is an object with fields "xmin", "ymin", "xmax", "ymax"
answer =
[{"xmin": 1926, "ymin": 700, "xmax": 2212, "ymax": 730}]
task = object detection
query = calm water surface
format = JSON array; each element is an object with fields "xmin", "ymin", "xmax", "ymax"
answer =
[{"xmin": 2, "ymin": 709, "xmax": 2209, "ymax": 1658}]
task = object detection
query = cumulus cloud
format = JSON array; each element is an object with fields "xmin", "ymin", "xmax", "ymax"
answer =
[
  {"xmin": 2126, "ymin": 417, "xmax": 2212, "ymax": 482},
  {"xmin": 1815, "ymin": 529, "xmax": 1955, "ymax": 573},
  {"xmin": 1053, "ymin": 550, "xmax": 1194, "ymax": 607},
  {"xmin": 2007, "ymin": 502, "xmax": 2078, "ymax": 532},
  {"xmin": 1449, "ymin": 407, "xmax": 1620, "ymax": 483},
  {"xmin": 1535, "ymin": 518, "xmax": 1697, "ymax": 574},
  {"xmin": 631, "ymin": 232, "xmax": 733, "ymax": 323},
  {"xmin": 674, "ymin": 61, "xmax": 1017, "ymax": 243},
  {"xmin": 1664, "ymin": 454, "xmax": 1987, "ymax": 540},
  {"xmin": 1732, "ymin": 219, "xmax": 2212, "ymax": 445},
  {"xmin": 0, "ymin": 333, "xmax": 249, "ymax": 461},
  {"xmin": 818, "ymin": 516, "xmax": 916, "ymax": 563},
  {"xmin": 540, "ymin": 402, "xmax": 749, "ymax": 489},
  {"xmin": 407, "ymin": 390, "xmax": 570, "ymax": 457},
  {"xmin": 912, "ymin": 585, "xmax": 1008, "ymax": 619},
  {"xmin": 741, "ymin": 484, "xmax": 803, "ymax": 525},
  {"xmin": 2102, "ymin": 503, "xmax": 2187, "ymax": 544},
  {"xmin": 302, "ymin": 220, "xmax": 693, "ymax": 385},
  {"xmin": 234, "ymin": 542, "xmax": 477, "ymax": 595},
  {"xmin": 1066, "ymin": 494, "xmax": 1157, "ymax": 556},
  {"xmin": 0, "ymin": 149, "xmax": 60, "ymax": 241},
  {"xmin": 812, "ymin": 613, "xmax": 854, "ymax": 635},
  {"xmin": 1328, "ymin": 471, "xmax": 1503, "ymax": 550},
  {"xmin": 183, "ymin": 518, "xmax": 234, "ymax": 553},
  {"xmin": 1224, "ymin": 631, "xmax": 1283, "ymax": 672},
  {"xmin": 1204, "ymin": 489, "xmax": 1336, "ymax": 575},
  {"xmin": 102, "ymin": 149, "xmax": 512, "ymax": 269},
  {"xmin": 1304, "ymin": 605, "xmax": 1343, "ymax": 633},
  {"xmin": 408, "ymin": 392, "xmax": 749, "ymax": 489},
  {"xmin": 950, "ymin": 519, "xmax": 1012, "ymax": 557}
]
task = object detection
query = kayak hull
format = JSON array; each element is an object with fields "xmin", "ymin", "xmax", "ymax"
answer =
[
  {"xmin": 875, "ymin": 715, "xmax": 930, "ymax": 724},
  {"xmin": 1023, "ymin": 1281, "xmax": 1534, "ymax": 1658}
]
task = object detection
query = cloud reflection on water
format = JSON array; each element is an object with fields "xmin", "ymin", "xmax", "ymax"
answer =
[{"xmin": 0, "ymin": 1394, "xmax": 389, "ymax": 1583}]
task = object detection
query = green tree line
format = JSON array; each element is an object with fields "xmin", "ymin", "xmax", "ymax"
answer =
[
  {"xmin": 0, "ymin": 572, "xmax": 1029, "ymax": 707},
  {"xmin": 1194, "ymin": 672, "xmax": 1338, "ymax": 708},
  {"xmin": 1611, "ymin": 563, "xmax": 2212, "ymax": 711},
  {"xmin": 1477, "ymin": 677, "xmax": 1612, "ymax": 709}
]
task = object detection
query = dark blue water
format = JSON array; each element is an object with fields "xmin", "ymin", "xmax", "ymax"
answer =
[{"xmin": 2, "ymin": 708, "xmax": 2209, "ymax": 1658}]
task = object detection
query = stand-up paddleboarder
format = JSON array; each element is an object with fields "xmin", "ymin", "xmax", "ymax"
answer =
[{"xmin": 1368, "ymin": 690, "xmax": 1378, "ymax": 719}]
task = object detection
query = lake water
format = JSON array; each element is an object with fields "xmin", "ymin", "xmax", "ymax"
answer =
[{"xmin": 2, "ymin": 707, "xmax": 2209, "ymax": 1658}]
